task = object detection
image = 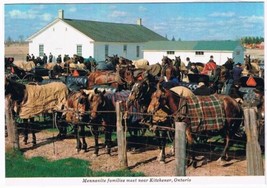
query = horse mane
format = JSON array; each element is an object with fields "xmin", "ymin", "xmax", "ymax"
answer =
[{"xmin": 5, "ymin": 79, "xmax": 26, "ymax": 104}]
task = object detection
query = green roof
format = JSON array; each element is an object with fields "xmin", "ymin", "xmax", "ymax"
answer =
[
  {"xmin": 63, "ymin": 19, "xmax": 167, "ymax": 42},
  {"xmin": 144, "ymin": 40, "xmax": 243, "ymax": 51}
]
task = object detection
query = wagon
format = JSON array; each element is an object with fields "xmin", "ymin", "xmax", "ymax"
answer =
[{"xmin": 238, "ymin": 76, "xmax": 264, "ymax": 104}]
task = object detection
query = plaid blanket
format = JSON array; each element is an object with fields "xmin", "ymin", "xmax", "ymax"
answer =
[
  {"xmin": 105, "ymin": 90, "xmax": 142, "ymax": 122},
  {"xmin": 185, "ymin": 94, "xmax": 225, "ymax": 132}
]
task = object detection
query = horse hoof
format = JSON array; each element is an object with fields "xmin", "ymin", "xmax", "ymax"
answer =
[
  {"xmin": 192, "ymin": 161, "xmax": 198, "ymax": 168},
  {"xmin": 160, "ymin": 160, "xmax": 165, "ymax": 164}
]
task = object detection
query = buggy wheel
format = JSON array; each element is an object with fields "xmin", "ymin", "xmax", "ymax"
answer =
[
  {"xmin": 53, "ymin": 112, "xmax": 74, "ymax": 136},
  {"xmin": 128, "ymin": 127, "xmax": 146, "ymax": 137}
]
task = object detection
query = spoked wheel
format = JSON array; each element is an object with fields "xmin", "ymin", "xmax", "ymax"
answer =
[
  {"xmin": 53, "ymin": 112, "xmax": 74, "ymax": 136},
  {"xmin": 128, "ymin": 127, "xmax": 147, "ymax": 137}
]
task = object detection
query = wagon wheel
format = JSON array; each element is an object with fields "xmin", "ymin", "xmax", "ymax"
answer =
[
  {"xmin": 53, "ymin": 112, "xmax": 75, "ymax": 136},
  {"xmin": 128, "ymin": 126, "xmax": 147, "ymax": 137},
  {"xmin": 128, "ymin": 121, "xmax": 147, "ymax": 137},
  {"xmin": 22, "ymin": 73, "xmax": 36, "ymax": 82},
  {"xmin": 167, "ymin": 121, "xmax": 175, "ymax": 143}
]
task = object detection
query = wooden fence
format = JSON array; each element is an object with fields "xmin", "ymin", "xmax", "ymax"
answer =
[{"xmin": 5, "ymin": 100, "xmax": 264, "ymax": 176}]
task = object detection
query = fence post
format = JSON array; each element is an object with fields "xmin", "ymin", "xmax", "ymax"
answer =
[
  {"xmin": 116, "ymin": 101, "xmax": 128, "ymax": 169},
  {"xmin": 244, "ymin": 107, "xmax": 264, "ymax": 175},
  {"xmin": 5, "ymin": 95, "xmax": 20, "ymax": 149},
  {"xmin": 175, "ymin": 122, "xmax": 186, "ymax": 176}
]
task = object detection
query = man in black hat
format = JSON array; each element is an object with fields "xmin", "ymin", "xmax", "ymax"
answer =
[
  {"xmin": 193, "ymin": 77, "xmax": 214, "ymax": 96},
  {"xmin": 253, "ymin": 86, "xmax": 264, "ymax": 107},
  {"xmin": 232, "ymin": 62, "xmax": 243, "ymax": 82}
]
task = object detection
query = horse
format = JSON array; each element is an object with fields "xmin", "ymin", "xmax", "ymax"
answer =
[
  {"xmin": 87, "ymin": 70, "xmax": 119, "ymax": 89},
  {"xmin": 132, "ymin": 59, "xmax": 149, "ymax": 69},
  {"xmin": 173, "ymin": 56, "xmax": 187, "ymax": 80},
  {"xmin": 242, "ymin": 55, "xmax": 260, "ymax": 76},
  {"xmin": 89, "ymin": 89, "xmax": 131, "ymax": 156},
  {"xmin": 63, "ymin": 90, "xmax": 91, "ymax": 152},
  {"xmin": 5, "ymin": 78, "xmax": 69, "ymax": 145},
  {"xmin": 105, "ymin": 55, "xmax": 119, "ymax": 71},
  {"xmin": 5, "ymin": 57, "xmax": 14, "ymax": 70},
  {"xmin": 147, "ymin": 86, "xmax": 244, "ymax": 166},
  {"xmin": 161, "ymin": 56, "xmax": 179, "ymax": 82}
]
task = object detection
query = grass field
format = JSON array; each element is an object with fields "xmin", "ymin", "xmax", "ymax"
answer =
[{"xmin": 6, "ymin": 150, "xmax": 144, "ymax": 177}]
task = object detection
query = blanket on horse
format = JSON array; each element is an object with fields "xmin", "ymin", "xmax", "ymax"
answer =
[
  {"xmin": 184, "ymin": 94, "xmax": 225, "ymax": 132},
  {"xmin": 105, "ymin": 90, "xmax": 142, "ymax": 122},
  {"xmin": 13, "ymin": 61, "xmax": 35, "ymax": 71},
  {"xmin": 17, "ymin": 82, "xmax": 68, "ymax": 119}
]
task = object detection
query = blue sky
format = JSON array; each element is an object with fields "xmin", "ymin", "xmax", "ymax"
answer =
[{"xmin": 4, "ymin": 1, "xmax": 265, "ymax": 41}]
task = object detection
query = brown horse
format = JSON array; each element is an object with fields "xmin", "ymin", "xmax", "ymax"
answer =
[
  {"xmin": 242, "ymin": 55, "xmax": 260, "ymax": 76},
  {"xmin": 147, "ymin": 86, "xmax": 244, "ymax": 166},
  {"xmin": 89, "ymin": 89, "xmax": 131, "ymax": 156},
  {"xmin": 63, "ymin": 90, "xmax": 91, "ymax": 152},
  {"xmin": 87, "ymin": 70, "xmax": 119, "ymax": 89},
  {"xmin": 161, "ymin": 56, "xmax": 178, "ymax": 81}
]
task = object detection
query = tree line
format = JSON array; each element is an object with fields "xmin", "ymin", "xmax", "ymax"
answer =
[{"xmin": 241, "ymin": 36, "xmax": 264, "ymax": 45}]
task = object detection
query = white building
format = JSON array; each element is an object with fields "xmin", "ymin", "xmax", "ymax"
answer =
[
  {"xmin": 143, "ymin": 40, "xmax": 245, "ymax": 65},
  {"xmin": 27, "ymin": 10, "xmax": 167, "ymax": 62}
]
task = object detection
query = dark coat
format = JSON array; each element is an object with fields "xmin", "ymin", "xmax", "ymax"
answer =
[
  {"xmin": 193, "ymin": 85, "xmax": 213, "ymax": 96},
  {"xmin": 232, "ymin": 66, "xmax": 243, "ymax": 82}
]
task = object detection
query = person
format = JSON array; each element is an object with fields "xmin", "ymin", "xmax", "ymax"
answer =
[
  {"xmin": 252, "ymin": 86, "xmax": 264, "ymax": 108},
  {"xmin": 228, "ymin": 81, "xmax": 244, "ymax": 103},
  {"xmin": 42, "ymin": 53, "xmax": 47, "ymax": 64},
  {"xmin": 186, "ymin": 57, "xmax": 192, "ymax": 70},
  {"xmin": 56, "ymin": 54, "xmax": 62, "ymax": 64},
  {"xmin": 26, "ymin": 54, "xmax": 31, "ymax": 61},
  {"xmin": 31, "ymin": 54, "xmax": 35, "ymax": 60},
  {"xmin": 201, "ymin": 55, "xmax": 217, "ymax": 75},
  {"xmin": 252, "ymin": 86, "xmax": 265, "ymax": 152},
  {"xmin": 232, "ymin": 62, "xmax": 243, "ymax": 82},
  {"xmin": 63, "ymin": 54, "xmax": 70, "ymax": 62},
  {"xmin": 190, "ymin": 63, "xmax": 199, "ymax": 74},
  {"xmin": 193, "ymin": 77, "xmax": 213, "ymax": 96},
  {"xmin": 49, "ymin": 53, "xmax": 53, "ymax": 63}
]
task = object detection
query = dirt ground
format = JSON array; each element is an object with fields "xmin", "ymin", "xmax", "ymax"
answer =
[{"xmin": 5, "ymin": 130, "xmax": 249, "ymax": 176}]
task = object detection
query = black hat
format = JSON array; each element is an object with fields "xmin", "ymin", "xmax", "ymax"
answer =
[
  {"xmin": 254, "ymin": 86, "xmax": 264, "ymax": 94},
  {"xmin": 198, "ymin": 77, "xmax": 205, "ymax": 82},
  {"xmin": 236, "ymin": 62, "xmax": 242, "ymax": 66}
]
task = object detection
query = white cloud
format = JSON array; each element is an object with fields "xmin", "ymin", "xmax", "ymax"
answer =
[
  {"xmin": 8, "ymin": 9, "xmax": 36, "ymax": 19},
  {"xmin": 69, "ymin": 7, "xmax": 77, "ymax": 12},
  {"xmin": 209, "ymin": 11, "xmax": 236, "ymax": 17},
  {"xmin": 110, "ymin": 10, "xmax": 127, "ymax": 18},
  {"xmin": 138, "ymin": 5, "xmax": 147, "ymax": 12},
  {"xmin": 40, "ymin": 13, "xmax": 53, "ymax": 21}
]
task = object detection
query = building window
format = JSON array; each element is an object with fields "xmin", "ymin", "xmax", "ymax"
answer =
[
  {"xmin": 167, "ymin": 51, "xmax": 175, "ymax": 55},
  {"xmin": 105, "ymin": 45, "xmax": 109, "ymax": 57},
  {"xmin": 136, "ymin": 45, "xmax": 140, "ymax": 58},
  {"xmin": 236, "ymin": 50, "xmax": 240, "ymax": 55},
  {"xmin": 195, "ymin": 51, "xmax": 204, "ymax": 55},
  {"xmin": 77, "ymin": 45, "xmax": 82, "ymax": 56},
  {"xmin": 39, "ymin": 44, "xmax": 44, "ymax": 56}
]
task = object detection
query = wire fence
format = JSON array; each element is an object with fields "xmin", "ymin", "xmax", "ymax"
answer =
[{"xmin": 5, "ymin": 101, "xmax": 265, "ymax": 176}]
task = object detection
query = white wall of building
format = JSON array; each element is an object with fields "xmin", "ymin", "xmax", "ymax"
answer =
[
  {"xmin": 144, "ymin": 50, "xmax": 236, "ymax": 66},
  {"xmin": 94, "ymin": 42, "xmax": 144, "ymax": 61},
  {"xmin": 28, "ymin": 20, "xmax": 94, "ymax": 61}
]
